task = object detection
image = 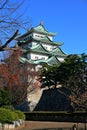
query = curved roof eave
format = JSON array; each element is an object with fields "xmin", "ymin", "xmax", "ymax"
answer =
[
  {"xmin": 33, "ymin": 23, "xmax": 56, "ymax": 36},
  {"xmin": 50, "ymin": 47, "xmax": 67, "ymax": 57},
  {"xmin": 33, "ymin": 29, "xmax": 56, "ymax": 36},
  {"xmin": 45, "ymin": 56, "xmax": 60, "ymax": 65},
  {"xmin": 32, "ymin": 36, "xmax": 63, "ymax": 46},
  {"xmin": 20, "ymin": 56, "xmax": 60, "ymax": 66},
  {"xmin": 30, "ymin": 43, "xmax": 51, "ymax": 55}
]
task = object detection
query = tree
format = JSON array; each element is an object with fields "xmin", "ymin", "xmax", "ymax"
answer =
[
  {"xmin": 41, "ymin": 54, "xmax": 87, "ymax": 111},
  {"xmin": 0, "ymin": 0, "xmax": 31, "ymax": 52},
  {"xmin": 0, "ymin": 49, "xmax": 41, "ymax": 106},
  {"xmin": 0, "ymin": 49, "xmax": 27, "ymax": 105},
  {"xmin": 57, "ymin": 54, "xmax": 87, "ymax": 111},
  {"xmin": 0, "ymin": 1, "xmax": 42, "ymax": 110},
  {"xmin": 41, "ymin": 64, "xmax": 59, "ymax": 88},
  {"xmin": 0, "ymin": 88, "xmax": 12, "ymax": 107}
]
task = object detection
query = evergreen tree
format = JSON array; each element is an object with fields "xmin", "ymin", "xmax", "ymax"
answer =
[{"xmin": 41, "ymin": 54, "xmax": 87, "ymax": 110}]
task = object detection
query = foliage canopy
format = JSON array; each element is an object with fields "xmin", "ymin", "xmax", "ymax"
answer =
[{"xmin": 41, "ymin": 54, "xmax": 87, "ymax": 110}]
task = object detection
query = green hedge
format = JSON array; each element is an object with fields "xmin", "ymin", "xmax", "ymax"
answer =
[
  {"xmin": 0, "ymin": 108, "xmax": 25, "ymax": 124},
  {"xmin": 14, "ymin": 110, "xmax": 25, "ymax": 120},
  {"xmin": 0, "ymin": 108, "xmax": 18, "ymax": 123}
]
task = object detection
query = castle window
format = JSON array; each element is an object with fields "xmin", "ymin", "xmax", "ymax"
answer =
[
  {"xmin": 35, "ymin": 34, "xmax": 44, "ymax": 38},
  {"xmin": 42, "ymin": 57, "xmax": 45, "ymax": 60},
  {"xmin": 35, "ymin": 56, "xmax": 38, "ymax": 59},
  {"xmin": 35, "ymin": 34, "xmax": 38, "ymax": 37}
]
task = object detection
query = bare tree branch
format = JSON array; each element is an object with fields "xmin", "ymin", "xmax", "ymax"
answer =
[
  {"xmin": 0, "ymin": 30, "xmax": 18, "ymax": 51},
  {"xmin": 0, "ymin": 0, "xmax": 8, "ymax": 9},
  {"xmin": 0, "ymin": 0, "xmax": 31, "ymax": 52}
]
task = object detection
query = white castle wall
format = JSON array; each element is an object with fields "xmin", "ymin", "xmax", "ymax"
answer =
[{"xmin": 30, "ymin": 53, "xmax": 48, "ymax": 60}]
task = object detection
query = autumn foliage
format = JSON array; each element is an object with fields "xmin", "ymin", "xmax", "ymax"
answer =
[{"xmin": 0, "ymin": 49, "xmax": 41, "ymax": 106}]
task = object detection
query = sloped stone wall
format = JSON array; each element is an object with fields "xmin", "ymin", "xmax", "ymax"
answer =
[
  {"xmin": 15, "ymin": 87, "xmax": 70, "ymax": 112},
  {"xmin": 34, "ymin": 88, "xmax": 70, "ymax": 111}
]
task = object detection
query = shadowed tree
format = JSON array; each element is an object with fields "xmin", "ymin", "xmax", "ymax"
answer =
[
  {"xmin": 41, "ymin": 63, "xmax": 61, "ymax": 89},
  {"xmin": 0, "ymin": 88, "xmax": 12, "ymax": 107},
  {"xmin": 57, "ymin": 54, "xmax": 87, "ymax": 111},
  {"xmin": 41, "ymin": 54, "xmax": 87, "ymax": 111}
]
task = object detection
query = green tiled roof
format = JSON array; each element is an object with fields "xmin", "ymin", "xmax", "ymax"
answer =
[
  {"xmin": 45, "ymin": 56, "xmax": 60, "ymax": 66},
  {"xmin": 25, "ymin": 43, "xmax": 67, "ymax": 58},
  {"xmin": 19, "ymin": 57, "xmax": 26, "ymax": 63},
  {"xmin": 19, "ymin": 56, "xmax": 60, "ymax": 66},
  {"xmin": 32, "ymin": 36, "xmax": 63, "ymax": 46},
  {"xmin": 30, "ymin": 59, "xmax": 45, "ymax": 64},
  {"xmin": 38, "ymin": 36, "xmax": 52, "ymax": 43},
  {"xmin": 29, "ymin": 43, "xmax": 50, "ymax": 55},
  {"xmin": 33, "ymin": 24, "xmax": 56, "ymax": 36},
  {"xmin": 31, "ymin": 56, "xmax": 60, "ymax": 66},
  {"xmin": 51, "ymin": 47, "xmax": 67, "ymax": 58}
]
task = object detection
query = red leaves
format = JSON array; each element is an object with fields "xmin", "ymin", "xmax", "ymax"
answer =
[
  {"xmin": 0, "ymin": 49, "xmax": 28, "ymax": 104},
  {"xmin": 0, "ymin": 49, "xmax": 22, "ymax": 88},
  {"xmin": 0, "ymin": 49, "xmax": 42, "ymax": 105}
]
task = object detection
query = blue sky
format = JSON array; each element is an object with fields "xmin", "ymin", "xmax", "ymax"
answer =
[{"xmin": 22, "ymin": 0, "xmax": 87, "ymax": 55}]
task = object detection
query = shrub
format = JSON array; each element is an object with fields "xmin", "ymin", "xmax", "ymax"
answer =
[
  {"xmin": 10, "ymin": 111, "xmax": 19, "ymax": 122},
  {"xmin": 0, "ymin": 108, "xmax": 19, "ymax": 124},
  {"xmin": 0, "ymin": 108, "xmax": 7, "ymax": 123},
  {"xmin": 14, "ymin": 110, "xmax": 25, "ymax": 120},
  {"xmin": 0, "ymin": 108, "xmax": 25, "ymax": 124},
  {"xmin": 2, "ymin": 105, "xmax": 14, "ymax": 110}
]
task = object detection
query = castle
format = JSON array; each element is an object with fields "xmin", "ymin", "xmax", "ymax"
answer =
[
  {"xmin": 15, "ymin": 22, "xmax": 68, "ymax": 111},
  {"xmin": 16, "ymin": 22, "xmax": 67, "ymax": 70}
]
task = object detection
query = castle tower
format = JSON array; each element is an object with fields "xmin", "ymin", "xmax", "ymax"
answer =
[{"xmin": 17, "ymin": 22, "xmax": 67, "ymax": 70}]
